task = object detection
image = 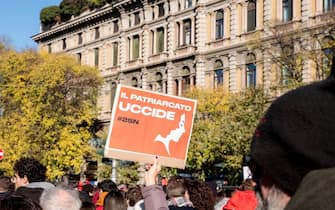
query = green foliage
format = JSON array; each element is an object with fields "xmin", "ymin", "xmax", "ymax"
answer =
[
  {"xmin": 88, "ymin": 0, "xmax": 108, "ymax": 9},
  {"xmin": 0, "ymin": 49, "xmax": 102, "ymax": 180},
  {"xmin": 116, "ymin": 161, "xmax": 139, "ymax": 184},
  {"xmin": 60, "ymin": 0, "xmax": 88, "ymax": 21},
  {"xmin": 182, "ymin": 88, "xmax": 269, "ymax": 184},
  {"xmin": 40, "ymin": 6, "xmax": 61, "ymax": 25}
]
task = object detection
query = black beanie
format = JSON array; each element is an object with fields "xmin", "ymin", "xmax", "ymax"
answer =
[{"xmin": 250, "ymin": 56, "xmax": 335, "ymax": 196}]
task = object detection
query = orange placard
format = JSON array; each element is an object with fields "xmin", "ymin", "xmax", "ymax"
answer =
[{"xmin": 104, "ymin": 85, "xmax": 197, "ymax": 168}]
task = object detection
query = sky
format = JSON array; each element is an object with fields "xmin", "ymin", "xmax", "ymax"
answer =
[{"xmin": 0, "ymin": 0, "xmax": 62, "ymax": 51}]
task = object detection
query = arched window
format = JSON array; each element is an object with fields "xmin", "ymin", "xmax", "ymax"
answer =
[
  {"xmin": 247, "ymin": 1, "xmax": 256, "ymax": 32},
  {"xmin": 282, "ymin": 0, "xmax": 293, "ymax": 22},
  {"xmin": 181, "ymin": 67, "xmax": 191, "ymax": 94},
  {"xmin": 131, "ymin": 77, "xmax": 138, "ymax": 87},
  {"xmin": 156, "ymin": 72, "xmax": 163, "ymax": 92},
  {"xmin": 246, "ymin": 53, "xmax": 256, "ymax": 88},
  {"xmin": 214, "ymin": 60, "xmax": 224, "ymax": 88},
  {"xmin": 215, "ymin": 10, "xmax": 224, "ymax": 40}
]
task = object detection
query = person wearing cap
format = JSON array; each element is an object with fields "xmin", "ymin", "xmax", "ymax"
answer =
[{"xmin": 249, "ymin": 55, "xmax": 335, "ymax": 210}]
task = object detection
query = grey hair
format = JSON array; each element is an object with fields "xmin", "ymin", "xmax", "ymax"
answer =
[
  {"xmin": 257, "ymin": 185, "xmax": 290, "ymax": 210},
  {"xmin": 40, "ymin": 185, "xmax": 82, "ymax": 210}
]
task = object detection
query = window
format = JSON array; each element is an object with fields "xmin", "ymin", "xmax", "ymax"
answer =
[
  {"xmin": 158, "ymin": 3, "xmax": 165, "ymax": 17},
  {"xmin": 247, "ymin": 1, "xmax": 256, "ymax": 31},
  {"xmin": 324, "ymin": 0, "xmax": 335, "ymax": 11},
  {"xmin": 94, "ymin": 48, "xmax": 99, "ymax": 67},
  {"xmin": 214, "ymin": 60, "xmax": 224, "ymax": 87},
  {"xmin": 113, "ymin": 20, "xmax": 119, "ymax": 33},
  {"xmin": 95, "ymin": 27, "xmax": 100, "ymax": 39},
  {"xmin": 78, "ymin": 33, "xmax": 83, "ymax": 45},
  {"xmin": 77, "ymin": 53, "xmax": 82, "ymax": 64},
  {"xmin": 112, "ymin": 42, "xmax": 118, "ymax": 66},
  {"xmin": 48, "ymin": 43, "xmax": 52, "ymax": 53},
  {"xmin": 182, "ymin": 67, "xmax": 191, "ymax": 95},
  {"xmin": 156, "ymin": 27, "xmax": 164, "ymax": 53},
  {"xmin": 132, "ymin": 77, "xmax": 138, "ymax": 87},
  {"xmin": 134, "ymin": 12, "xmax": 140, "ymax": 25},
  {"xmin": 156, "ymin": 72, "xmax": 163, "ymax": 92},
  {"xmin": 185, "ymin": 0, "xmax": 192, "ymax": 9},
  {"xmin": 282, "ymin": 0, "xmax": 293, "ymax": 22},
  {"xmin": 128, "ymin": 15, "xmax": 132, "ymax": 27},
  {"xmin": 281, "ymin": 46, "xmax": 293, "ymax": 85},
  {"xmin": 62, "ymin": 38, "xmax": 67, "ymax": 50},
  {"xmin": 215, "ymin": 10, "xmax": 224, "ymax": 40},
  {"xmin": 132, "ymin": 35, "xmax": 140, "ymax": 59},
  {"xmin": 177, "ymin": 22, "xmax": 181, "ymax": 47},
  {"xmin": 183, "ymin": 19, "xmax": 191, "ymax": 45},
  {"xmin": 246, "ymin": 53, "xmax": 256, "ymax": 88}
]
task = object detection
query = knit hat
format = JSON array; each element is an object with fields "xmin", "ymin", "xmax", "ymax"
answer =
[{"xmin": 249, "ymin": 56, "xmax": 335, "ymax": 196}]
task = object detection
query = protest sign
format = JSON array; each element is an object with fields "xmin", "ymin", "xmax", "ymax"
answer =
[{"xmin": 104, "ymin": 85, "xmax": 197, "ymax": 168}]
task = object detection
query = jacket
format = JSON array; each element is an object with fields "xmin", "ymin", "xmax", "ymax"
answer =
[
  {"xmin": 141, "ymin": 185, "xmax": 196, "ymax": 210},
  {"xmin": 223, "ymin": 190, "xmax": 257, "ymax": 210}
]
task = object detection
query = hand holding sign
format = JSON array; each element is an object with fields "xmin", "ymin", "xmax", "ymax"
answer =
[{"xmin": 104, "ymin": 85, "xmax": 197, "ymax": 168}]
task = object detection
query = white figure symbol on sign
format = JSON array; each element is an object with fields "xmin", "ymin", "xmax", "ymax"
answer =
[{"xmin": 154, "ymin": 113, "xmax": 186, "ymax": 155}]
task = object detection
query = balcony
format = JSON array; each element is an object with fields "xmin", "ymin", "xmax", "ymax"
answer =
[
  {"xmin": 174, "ymin": 45, "xmax": 196, "ymax": 56},
  {"xmin": 207, "ymin": 37, "xmax": 230, "ymax": 49},
  {"xmin": 148, "ymin": 52, "xmax": 168, "ymax": 63},
  {"xmin": 126, "ymin": 58, "xmax": 143, "ymax": 67},
  {"xmin": 101, "ymin": 65, "xmax": 120, "ymax": 77}
]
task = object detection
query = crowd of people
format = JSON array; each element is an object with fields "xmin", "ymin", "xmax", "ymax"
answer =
[
  {"xmin": 0, "ymin": 157, "xmax": 234, "ymax": 210},
  {"xmin": 1, "ymin": 57, "xmax": 335, "ymax": 210}
]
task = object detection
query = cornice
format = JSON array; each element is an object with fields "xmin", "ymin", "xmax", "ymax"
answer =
[{"xmin": 32, "ymin": 3, "xmax": 120, "ymax": 41}]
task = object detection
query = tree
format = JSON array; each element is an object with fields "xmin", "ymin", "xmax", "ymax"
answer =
[
  {"xmin": 40, "ymin": 6, "xmax": 61, "ymax": 25},
  {"xmin": 181, "ymin": 87, "xmax": 269, "ymax": 184},
  {"xmin": 0, "ymin": 49, "xmax": 102, "ymax": 180},
  {"xmin": 60, "ymin": 0, "xmax": 88, "ymax": 21},
  {"xmin": 248, "ymin": 11, "xmax": 335, "ymax": 91}
]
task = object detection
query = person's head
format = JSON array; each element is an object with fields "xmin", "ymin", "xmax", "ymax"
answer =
[
  {"xmin": 13, "ymin": 157, "xmax": 47, "ymax": 189},
  {"xmin": 39, "ymin": 185, "xmax": 82, "ymax": 210},
  {"xmin": 80, "ymin": 201, "xmax": 96, "ymax": 210},
  {"xmin": 127, "ymin": 186, "xmax": 143, "ymax": 207},
  {"xmin": 99, "ymin": 179, "xmax": 117, "ymax": 192},
  {"xmin": 0, "ymin": 194, "xmax": 42, "ymax": 210},
  {"xmin": 82, "ymin": 184, "xmax": 94, "ymax": 197},
  {"xmin": 184, "ymin": 179, "xmax": 216, "ymax": 210},
  {"xmin": 249, "ymin": 56, "xmax": 335, "ymax": 208},
  {"xmin": 0, "ymin": 176, "xmax": 12, "ymax": 192},
  {"xmin": 166, "ymin": 176, "xmax": 187, "ymax": 199},
  {"xmin": 103, "ymin": 190, "xmax": 127, "ymax": 210}
]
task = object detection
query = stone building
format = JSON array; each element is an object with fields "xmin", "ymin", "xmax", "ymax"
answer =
[{"xmin": 32, "ymin": 0, "xmax": 335, "ymax": 123}]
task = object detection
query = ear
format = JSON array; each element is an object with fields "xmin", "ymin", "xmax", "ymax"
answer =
[{"xmin": 23, "ymin": 175, "xmax": 29, "ymax": 184}]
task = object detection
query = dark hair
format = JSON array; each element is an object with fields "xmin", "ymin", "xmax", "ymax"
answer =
[
  {"xmin": 127, "ymin": 186, "xmax": 143, "ymax": 206},
  {"xmin": 80, "ymin": 201, "xmax": 96, "ymax": 210},
  {"xmin": 240, "ymin": 178, "xmax": 255, "ymax": 191},
  {"xmin": 185, "ymin": 179, "xmax": 216, "ymax": 210},
  {"xmin": 13, "ymin": 158, "xmax": 46, "ymax": 182},
  {"xmin": 0, "ymin": 176, "xmax": 12, "ymax": 191},
  {"xmin": 103, "ymin": 190, "xmax": 127, "ymax": 210},
  {"xmin": 98, "ymin": 180, "xmax": 117, "ymax": 192},
  {"xmin": 82, "ymin": 184, "xmax": 94, "ymax": 193},
  {"xmin": 167, "ymin": 176, "xmax": 186, "ymax": 198},
  {"xmin": 0, "ymin": 194, "xmax": 42, "ymax": 210}
]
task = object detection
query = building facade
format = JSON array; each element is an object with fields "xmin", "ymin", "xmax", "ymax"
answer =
[{"xmin": 32, "ymin": 0, "xmax": 335, "ymax": 123}]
